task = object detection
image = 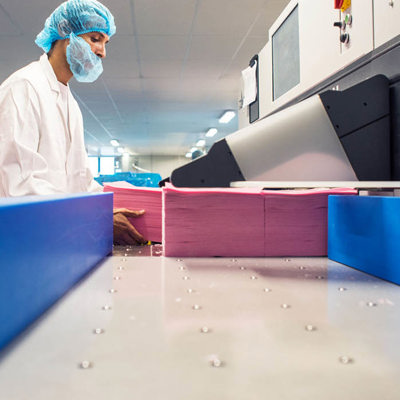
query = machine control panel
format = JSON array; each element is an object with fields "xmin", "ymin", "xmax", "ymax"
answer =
[
  {"xmin": 335, "ymin": 0, "xmax": 352, "ymax": 11},
  {"xmin": 334, "ymin": 0, "xmax": 352, "ymax": 48},
  {"xmin": 340, "ymin": 32, "xmax": 350, "ymax": 44},
  {"xmin": 340, "ymin": 12, "xmax": 352, "ymax": 48}
]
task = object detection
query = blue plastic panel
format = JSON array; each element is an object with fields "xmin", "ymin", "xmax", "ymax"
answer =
[
  {"xmin": 0, "ymin": 193, "xmax": 113, "ymax": 350},
  {"xmin": 328, "ymin": 195, "xmax": 400, "ymax": 285},
  {"xmin": 95, "ymin": 172, "xmax": 162, "ymax": 187}
]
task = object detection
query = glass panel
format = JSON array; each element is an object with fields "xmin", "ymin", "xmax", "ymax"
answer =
[
  {"xmin": 88, "ymin": 156, "xmax": 99, "ymax": 177},
  {"xmin": 272, "ymin": 5, "xmax": 300, "ymax": 100},
  {"xmin": 99, "ymin": 157, "xmax": 115, "ymax": 175}
]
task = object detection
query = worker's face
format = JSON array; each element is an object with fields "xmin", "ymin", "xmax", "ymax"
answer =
[{"xmin": 79, "ymin": 32, "xmax": 109, "ymax": 59}]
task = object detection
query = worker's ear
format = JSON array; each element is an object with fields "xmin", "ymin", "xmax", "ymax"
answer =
[
  {"xmin": 47, "ymin": 39, "xmax": 69, "ymax": 59},
  {"xmin": 60, "ymin": 39, "xmax": 70, "ymax": 59},
  {"xmin": 47, "ymin": 41, "xmax": 57, "ymax": 57}
]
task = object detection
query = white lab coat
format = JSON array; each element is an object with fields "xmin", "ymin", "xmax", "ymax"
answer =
[{"xmin": 0, "ymin": 53, "xmax": 102, "ymax": 197}]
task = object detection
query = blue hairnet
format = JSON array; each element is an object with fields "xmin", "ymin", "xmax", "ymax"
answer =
[{"xmin": 35, "ymin": 0, "xmax": 116, "ymax": 53}]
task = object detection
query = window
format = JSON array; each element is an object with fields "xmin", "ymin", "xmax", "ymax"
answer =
[
  {"xmin": 99, "ymin": 157, "xmax": 115, "ymax": 175},
  {"xmin": 88, "ymin": 156, "xmax": 99, "ymax": 177}
]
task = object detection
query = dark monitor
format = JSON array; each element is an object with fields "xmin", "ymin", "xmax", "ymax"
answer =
[{"xmin": 272, "ymin": 5, "xmax": 300, "ymax": 101}]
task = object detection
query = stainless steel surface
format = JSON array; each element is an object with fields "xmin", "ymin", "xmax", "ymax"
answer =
[
  {"xmin": 1, "ymin": 251, "xmax": 400, "ymax": 399},
  {"xmin": 227, "ymin": 96, "xmax": 357, "ymax": 182}
]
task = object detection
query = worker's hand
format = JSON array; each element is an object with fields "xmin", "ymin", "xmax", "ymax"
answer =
[{"xmin": 113, "ymin": 208, "xmax": 147, "ymax": 245}]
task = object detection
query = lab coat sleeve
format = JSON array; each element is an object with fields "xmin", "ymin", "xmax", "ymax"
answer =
[
  {"xmin": 85, "ymin": 161, "xmax": 103, "ymax": 193},
  {"xmin": 87, "ymin": 178, "xmax": 103, "ymax": 193},
  {"xmin": 0, "ymin": 80, "xmax": 63, "ymax": 197}
]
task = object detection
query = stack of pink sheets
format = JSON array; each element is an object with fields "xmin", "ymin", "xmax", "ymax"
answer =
[
  {"xmin": 103, "ymin": 181, "xmax": 356, "ymax": 257},
  {"xmin": 103, "ymin": 182, "xmax": 162, "ymax": 243},
  {"xmin": 163, "ymin": 185, "xmax": 356, "ymax": 257},
  {"xmin": 163, "ymin": 186, "xmax": 264, "ymax": 257}
]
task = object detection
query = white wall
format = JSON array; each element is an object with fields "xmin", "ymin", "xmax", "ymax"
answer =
[
  {"xmin": 374, "ymin": 0, "xmax": 400, "ymax": 47},
  {"xmin": 121, "ymin": 155, "xmax": 188, "ymax": 179}
]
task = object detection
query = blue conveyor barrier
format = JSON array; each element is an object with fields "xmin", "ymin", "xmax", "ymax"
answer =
[
  {"xmin": 328, "ymin": 195, "xmax": 400, "ymax": 285},
  {"xmin": 0, "ymin": 193, "xmax": 113, "ymax": 351},
  {"xmin": 95, "ymin": 172, "xmax": 162, "ymax": 187}
]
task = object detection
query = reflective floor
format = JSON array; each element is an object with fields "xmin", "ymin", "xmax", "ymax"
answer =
[{"xmin": 0, "ymin": 248, "xmax": 399, "ymax": 399}]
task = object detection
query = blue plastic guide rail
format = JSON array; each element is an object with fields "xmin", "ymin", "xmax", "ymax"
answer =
[
  {"xmin": 328, "ymin": 195, "xmax": 400, "ymax": 285},
  {"xmin": 0, "ymin": 192, "xmax": 113, "ymax": 351}
]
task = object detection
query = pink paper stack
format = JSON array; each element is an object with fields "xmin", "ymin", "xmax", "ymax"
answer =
[
  {"xmin": 163, "ymin": 186, "xmax": 356, "ymax": 257},
  {"xmin": 103, "ymin": 181, "xmax": 356, "ymax": 257},
  {"xmin": 103, "ymin": 182, "xmax": 162, "ymax": 243}
]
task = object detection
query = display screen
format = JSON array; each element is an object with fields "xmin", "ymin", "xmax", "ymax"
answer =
[{"xmin": 272, "ymin": 5, "xmax": 300, "ymax": 100}]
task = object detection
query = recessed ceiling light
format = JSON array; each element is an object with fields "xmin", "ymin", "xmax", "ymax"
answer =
[
  {"xmin": 110, "ymin": 139, "xmax": 119, "ymax": 147},
  {"xmin": 205, "ymin": 128, "xmax": 218, "ymax": 137},
  {"xmin": 185, "ymin": 152, "xmax": 192, "ymax": 158},
  {"xmin": 196, "ymin": 139, "xmax": 206, "ymax": 147},
  {"xmin": 219, "ymin": 111, "xmax": 236, "ymax": 124},
  {"xmin": 117, "ymin": 147, "xmax": 124, "ymax": 153}
]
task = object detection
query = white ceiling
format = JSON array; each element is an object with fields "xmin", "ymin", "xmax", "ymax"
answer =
[{"xmin": 0, "ymin": 0, "xmax": 289, "ymax": 156}]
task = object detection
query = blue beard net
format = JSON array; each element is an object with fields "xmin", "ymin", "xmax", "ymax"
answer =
[{"xmin": 66, "ymin": 33, "xmax": 103, "ymax": 83}]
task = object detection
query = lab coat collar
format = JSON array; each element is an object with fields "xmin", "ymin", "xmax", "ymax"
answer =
[
  {"xmin": 39, "ymin": 53, "xmax": 62, "ymax": 94},
  {"xmin": 39, "ymin": 53, "xmax": 73, "ymax": 147}
]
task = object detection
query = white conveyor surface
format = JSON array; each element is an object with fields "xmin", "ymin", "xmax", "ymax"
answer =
[{"xmin": 0, "ymin": 246, "xmax": 400, "ymax": 399}]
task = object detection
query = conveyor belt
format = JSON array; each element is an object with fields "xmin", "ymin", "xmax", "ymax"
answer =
[{"xmin": 0, "ymin": 247, "xmax": 399, "ymax": 399}]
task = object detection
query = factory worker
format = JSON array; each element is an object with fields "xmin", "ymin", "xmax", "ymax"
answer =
[{"xmin": 0, "ymin": 0, "xmax": 145, "ymax": 245}]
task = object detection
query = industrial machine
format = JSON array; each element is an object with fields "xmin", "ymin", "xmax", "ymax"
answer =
[
  {"xmin": 171, "ymin": 0, "xmax": 400, "ymax": 187},
  {"xmin": 171, "ymin": 75, "xmax": 391, "ymax": 187}
]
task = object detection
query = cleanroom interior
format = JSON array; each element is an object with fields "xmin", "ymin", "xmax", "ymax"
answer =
[{"xmin": 1, "ymin": 0, "xmax": 400, "ymax": 399}]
